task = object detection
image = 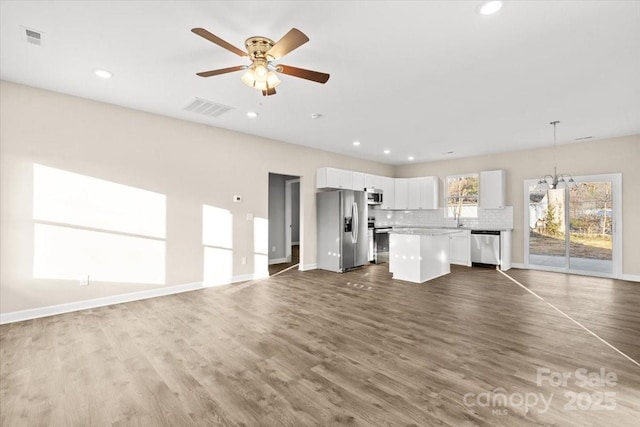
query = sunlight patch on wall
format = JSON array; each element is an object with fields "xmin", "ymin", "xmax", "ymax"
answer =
[
  {"xmin": 34, "ymin": 224, "xmax": 165, "ymax": 283},
  {"xmin": 202, "ymin": 205, "xmax": 232, "ymax": 249},
  {"xmin": 34, "ymin": 164, "xmax": 166, "ymax": 238},
  {"xmin": 253, "ymin": 217, "xmax": 269, "ymax": 278},
  {"xmin": 32, "ymin": 164, "xmax": 167, "ymax": 284},
  {"xmin": 202, "ymin": 205, "xmax": 233, "ymax": 286}
]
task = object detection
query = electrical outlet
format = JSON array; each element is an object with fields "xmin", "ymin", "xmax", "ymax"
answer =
[
  {"xmin": 272, "ymin": 246, "xmax": 276, "ymax": 252},
  {"xmin": 246, "ymin": 213, "xmax": 253, "ymax": 221},
  {"xmin": 80, "ymin": 275, "xmax": 89, "ymax": 286},
  {"xmin": 241, "ymin": 257, "xmax": 247, "ymax": 265}
]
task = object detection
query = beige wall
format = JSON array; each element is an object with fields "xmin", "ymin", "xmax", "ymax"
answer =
[
  {"xmin": 395, "ymin": 135, "xmax": 640, "ymax": 275},
  {"xmin": 0, "ymin": 81, "xmax": 393, "ymax": 313},
  {"xmin": 2, "ymin": 80, "xmax": 638, "ymax": 314}
]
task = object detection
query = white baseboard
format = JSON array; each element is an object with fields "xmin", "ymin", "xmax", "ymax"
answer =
[
  {"xmin": 0, "ymin": 272, "xmax": 269, "ymax": 325},
  {"xmin": 507, "ymin": 263, "xmax": 639, "ymax": 282},
  {"xmin": 0, "ymin": 281, "xmax": 205, "ymax": 325},
  {"xmin": 299, "ymin": 263, "xmax": 317, "ymax": 271},
  {"xmin": 268, "ymin": 258, "xmax": 287, "ymax": 265}
]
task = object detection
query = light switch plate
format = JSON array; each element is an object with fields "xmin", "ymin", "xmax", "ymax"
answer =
[{"xmin": 233, "ymin": 195, "xmax": 242, "ymax": 203}]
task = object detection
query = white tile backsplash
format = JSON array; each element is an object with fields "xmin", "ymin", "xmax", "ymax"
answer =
[{"xmin": 373, "ymin": 206, "xmax": 513, "ymax": 230}]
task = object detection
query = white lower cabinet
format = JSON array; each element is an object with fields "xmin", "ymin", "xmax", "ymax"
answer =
[
  {"xmin": 499, "ymin": 230, "xmax": 512, "ymax": 271},
  {"xmin": 450, "ymin": 230, "xmax": 471, "ymax": 266}
]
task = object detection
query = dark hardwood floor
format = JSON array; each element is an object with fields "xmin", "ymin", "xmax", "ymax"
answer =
[{"xmin": 1, "ymin": 265, "xmax": 639, "ymax": 426}]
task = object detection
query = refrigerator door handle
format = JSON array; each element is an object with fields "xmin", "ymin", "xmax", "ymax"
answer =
[{"xmin": 352, "ymin": 202, "xmax": 358, "ymax": 243}]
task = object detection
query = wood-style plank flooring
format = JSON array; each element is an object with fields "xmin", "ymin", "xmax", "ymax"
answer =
[{"xmin": 1, "ymin": 265, "xmax": 639, "ymax": 426}]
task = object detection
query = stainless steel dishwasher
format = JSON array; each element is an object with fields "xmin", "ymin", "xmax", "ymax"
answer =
[{"xmin": 470, "ymin": 230, "xmax": 500, "ymax": 267}]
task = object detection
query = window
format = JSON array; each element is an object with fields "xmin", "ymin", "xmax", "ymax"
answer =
[{"xmin": 445, "ymin": 174, "xmax": 479, "ymax": 218}]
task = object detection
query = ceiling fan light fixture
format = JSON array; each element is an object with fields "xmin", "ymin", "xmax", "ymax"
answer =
[
  {"xmin": 254, "ymin": 64, "xmax": 268, "ymax": 80},
  {"xmin": 266, "ymin": 71, "xmax": 281, "ymax": 88},
  {"xmin": 241, "ymin": 68, "xmax": 256, "ymax": 87},
  {"xmin": 192, "ymin": 27, "xmax": 329, "ymax": 95},
  {"xmin": 253, "ymin": 80, "xmax": 268, "ymax": 91}
]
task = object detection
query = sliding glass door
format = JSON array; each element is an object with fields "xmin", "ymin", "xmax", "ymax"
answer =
[{"xmin": 525, "ymin": 174, "xmax": 621, "ymax": 277}]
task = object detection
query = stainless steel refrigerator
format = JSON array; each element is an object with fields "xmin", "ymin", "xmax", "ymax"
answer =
[{"xmin": 316, "ymin": 190, "xmax": 368, "ymax": 272}]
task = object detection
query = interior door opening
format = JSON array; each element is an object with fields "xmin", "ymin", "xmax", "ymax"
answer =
[{"xmin": 268, "ymin": 173, "xmax": 301, "ymax": 276}]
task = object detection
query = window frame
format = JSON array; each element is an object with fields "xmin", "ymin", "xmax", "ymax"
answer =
[{"xmin": 445, "ymin": 173, "xmax": 479, "ymax": 218}]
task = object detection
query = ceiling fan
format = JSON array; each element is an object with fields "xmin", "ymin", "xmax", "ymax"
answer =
[{"xmin": 191, "ymin": 27, "xmax": 330, "ymax": 96}]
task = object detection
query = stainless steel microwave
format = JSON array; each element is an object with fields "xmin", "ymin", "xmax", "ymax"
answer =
[{"xmin": 366, "ymin": 188, "xmax": 383, "ymax": 205}]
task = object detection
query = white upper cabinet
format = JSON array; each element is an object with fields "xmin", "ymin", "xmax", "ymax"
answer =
[
  {"xmin": 407, "ymin": 178, "xmax": 422, "ymax": 209},
  {"xmin": 352, "ymin": 172, "xmax": 365, "ymax": 191},
  {"xmin": 364, "ymin": 173, "xmax": 382, "ymax": 189},
  {"xmin": 379, "ymin": 176, "xmax": 395, "ymax": 209},
  {"xmin": 394, "ymin": 178, "xmax": 409, "ymax": 209},
  {"xmin": 407, "ymin": 177, "xmax": 439, "ymax": 209},
  {"xmin": 480, "ymin": 170, "xmax": 506, "ymax": 209},
  {"xmin": 317, "ymin": 168, "xmax": 438, "ymax": 210},
  {"xmin": 420, "ymin": 176, "xmax": 439, "ymax": 209},
  {"xmin": 316, "ymin": 167, "xmax": 353, "ymax": 190}
]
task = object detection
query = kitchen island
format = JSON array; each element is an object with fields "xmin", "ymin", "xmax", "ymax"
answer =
[{"xmin": 389, "ymin": 229, "xmax": 463, "ymax": 283}]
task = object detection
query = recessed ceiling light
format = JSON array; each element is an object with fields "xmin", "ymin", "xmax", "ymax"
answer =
[
  {"xmin": 94, "ymin": 69, "xmax": 113, "ymax": 79},
  {"xmin": 384, "ymin": 149, "xmax": 391, "ymax": 154},
  {"xmin": 408, "ymin": 156, "xmax": 415, "ymax": 161},
  {"xmin": 353, "ymin": 141, "xmax": 361, "ymax": 146},
  {"xmin": 311, "ymin": 113, "xmax": 322, "ymax": 119},
  {"xmin": 247, "ymin": 111, "xmax": 258, "ymax": 118},
  {"xmin": 478, "ymin": 1, "xmax": 503, "ymax": 15}
]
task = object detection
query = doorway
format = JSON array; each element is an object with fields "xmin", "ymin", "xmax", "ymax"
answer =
[
  {"xmin": 524, "ymin": 174, "xmax": 622, "ymax": 278},
  {"xmin": 268, "ymin": 173, "xmax": 301, "ymax": 276}
]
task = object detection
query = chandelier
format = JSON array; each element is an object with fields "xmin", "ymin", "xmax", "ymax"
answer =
[{"xmin": 536, "ymin": 121, "xmax": 576, "ymax": 190}]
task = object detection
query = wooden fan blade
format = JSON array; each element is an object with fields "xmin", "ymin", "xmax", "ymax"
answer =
[
  {"xmin": 191, "ymin": 28, "xmax": 247, "ymax": 57},
  {"xmin": 196, "ymin": 65, "xmax": 245, "ymax": 77},
  {"xmin": 266, "ymin": 28, "xmax": 309, "ymax": 60},
  {"xmin": 276, "ymin": 64, "xmax": 330, "ymax": 84},
  {"xmin": 262, "ymin": 87, "xmax": 277, "ymax": 96}
]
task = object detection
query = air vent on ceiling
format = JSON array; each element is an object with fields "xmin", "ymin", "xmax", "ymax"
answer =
[
  {"xmin": 22, "ymin": 26, "xmax": 44, "ymax": 46},
  {"xmin": 182, "ymin": 97, "xmax": 234, "ymax": 118}
]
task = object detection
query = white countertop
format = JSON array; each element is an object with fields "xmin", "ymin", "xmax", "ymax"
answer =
[
  {"xmin": 387, "ymin": 226, "xmax": 513, "ymax": 232},
  {"xmin": 389, "ymin": 228, "xmax": 464, "ymax": 236}
]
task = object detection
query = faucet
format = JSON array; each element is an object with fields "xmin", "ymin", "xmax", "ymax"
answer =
[{"xmin": 455, "ymin": 211, "xmax": 464, "ymax": 228}]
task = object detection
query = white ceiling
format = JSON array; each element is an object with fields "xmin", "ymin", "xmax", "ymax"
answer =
[{"xmin": 1, "ymin": 1, "xmax": 639, "ymax": 165}]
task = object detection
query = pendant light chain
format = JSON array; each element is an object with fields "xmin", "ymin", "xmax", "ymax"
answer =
[
  {"xmin": 552, "ymin": 120, "xmax": 558, "ymax": 177},
  {"xmin": 535, "ymin": 120, "xmax": 575, "ymax": 191}
]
